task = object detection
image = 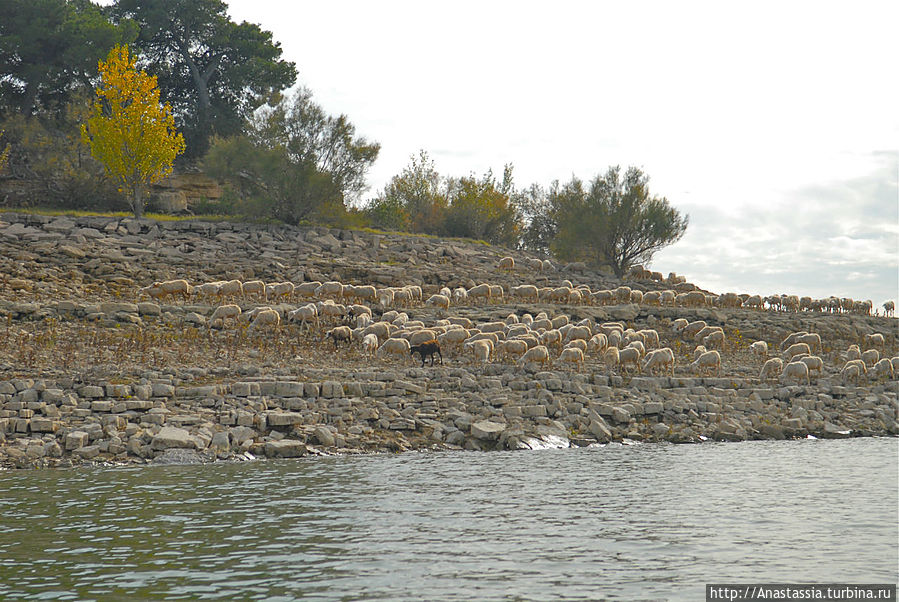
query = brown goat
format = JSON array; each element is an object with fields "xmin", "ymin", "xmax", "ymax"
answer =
[{"xmin": 410, "ymin": 339, "xmax": 442, "ymax": 367}]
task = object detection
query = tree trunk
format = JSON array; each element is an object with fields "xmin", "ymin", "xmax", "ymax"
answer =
[{"xmin": 132, "ymin": 182, "xmax": 144, "ymax": 219}]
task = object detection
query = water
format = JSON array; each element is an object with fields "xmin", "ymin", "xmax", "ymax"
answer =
[{"xmin": 1, "ymin": 438, "xmax": 896, "ymax": 601}]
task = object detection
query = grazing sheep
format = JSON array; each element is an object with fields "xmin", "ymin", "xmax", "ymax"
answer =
[
  {"xmin": 564, "ymin": 339, "xmax": 588, "ymax": 353},
  {"xmin": 692, "ymin": 325, "xmax": 721, "ymax": 342},
  {"xmin": 864, "ymin": 333, "xmax": 885, "ymax": 349},
  {"xmin": 702, "ymin": 330, "xmax": 726, "ymax": 349},
  {"xmin": 191, "ymin": 281, "xmax": 223, "ymax": 301},
  {"xmin": 325, "ymin": 326, "xmax": 353, "ymax": 349},
  {"xmin": 588, "ymin": 333, "xmax": 609, "ymax": 354},
  {"xmin": 465, "ymin": 339, "xmax": 493, "ymax": 364},
  {"xmin": 409, "ymin": 329, "xmax": 440, "ymax": 346},
  {"xmin": 872, "ymin": 358, "xmax": 894, "ymax": 380},
  {"xmin": 410, "ymin": 339, "xmax": 442, "ymax": 366},
  {"xmin": 558, "ymin": 347, "xmax": 585, "ymax": 371},
  {"xmin": 437, "ymin": 328, "xmax": 470, "ymax": 351},
  {"xmin": 682, "ymin": 320, "xmax": 707, "ymax": 339},
  {"xmin": 425, "ymin": 294, "xmax": 450, "ymax": 311},
  {"xmin": 637, "ymin": 329, "xmax": 660, "ymax": 349},
  {"xmin": 511, "ymin": 285, "xmax": 539, "ymax": 302},
  {"xmin": 209, "ymin": 304, "xmax": 242, "ymax": 328},
  {"xmin": 642, "ymin": 291, "xmax": 661, "ymax": 306},
  {"xmin": 781, "ymin": 361, "xmax": 810, "ymax": 385},
  {"xmin": 247, "ymin": 308, "xmax": 281, "ymax": 335},
  {"xmin": 759, "ymin": 358, "xmax": 784, "ymax": 381},
  {"xmin": 452, "ymin": 287, "xmax": 469, "ymax": 304},
  {"xmin": 295, "ymin": 281, "xmax": 321, "ymax": 298},
  {"xmin": 377, "ymin": 337, "xmax": 412, "ymax": 362},
  {"xmin": 498, "ymin": 339, "xmax": 529, "ymax": 362},
  {"xmin": 625, "ymin": 340, "xmax": 646, "ymax": 358},
  {"xmin": 690, "ymin": 350, "xmax": 721, "ymax": 377},
  {"xmin": 154, "ymin": 279, "xmax": 193, "ymax": 301},
  {"xmin": 841, "ymin": 359, "xmax": 867, "ymax": 383},
  {"xmin": 618, "ymin": 347, "xmax": 641, "ymax": 374},
  {"xmin": 642, "ymin": 347, "xmax": 675, "ymax": 376},
  {"xmin": 780, "ymin": 331, "xmax": 808, "ymax": 350},
  {"xmin": 861, "ymin": 349, "xmax": 880, "ymax": 367},
  {"xmin": 497, "ymin": 256, "xmax": 515, "ymax": 272},
  {"xmin": 563, "ymin": 325, "xmax": 592, "ymax": 344},
  {"xmin": 846, "ymin": 344, "xmax": 861, "ymax": 361},
  {"xmin": 467, "ymin": 283, "xmax": 492, "ymax": 305},
  {"xmin": 519, "ymin": 345, "xmax": 550, "ymax": 369},
  {"xmin": 693, "ymin": 345, "xmax": 708, "ymax": 361},
  {"xmin": 242, "ymin": 280, "xmax": 266, "ymax": 300},
  {"xmin": 783, "ymin": 342, "xmax": 811, "ymax": 360},
  {"xmin": 361, "ymin": 333, "xmax": 379, "ymax": 358},
  {"xmin": 287, "ymin": 304, "xmax": 319, "ymax": 331},
  {"xmin": 603, "ymin": 347, "xmax": 620, "ymax": 371},
  {"xmin": 377, "ymin": 288, "xmax": 395, "ymax": 308},
  {"xmin": 218, "ymin": 279, "xmax": 243, "ymax": 300},
  {"xmin": 799, "ymin": 355, "xmax": 824, "ymax": 378},
  {"xmin": 749, "ymin": 341, "xmax": 768, "ymax": 359},
  {"xmin": 796, "ymin": 333, "xmax": 821, "ymax": 352}
]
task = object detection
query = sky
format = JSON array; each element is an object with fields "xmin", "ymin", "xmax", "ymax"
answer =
[{"xmin": 226, "ymin": 0, "xmax": 898, "ymax": 307}]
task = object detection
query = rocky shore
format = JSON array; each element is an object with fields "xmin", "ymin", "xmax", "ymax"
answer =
[{"xmin": 0, "ymin": 212, "xmax": 896, "ymax": 469}]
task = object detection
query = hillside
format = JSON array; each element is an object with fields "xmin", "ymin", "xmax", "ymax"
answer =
[{"xmin": 0, "ymin": 212, "xmax": 896, "ymax": 469}]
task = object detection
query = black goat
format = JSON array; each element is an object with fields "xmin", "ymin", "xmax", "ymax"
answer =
[{"xmin": 410, "ymin": 339, "xmax": 442, "ymax": 367}]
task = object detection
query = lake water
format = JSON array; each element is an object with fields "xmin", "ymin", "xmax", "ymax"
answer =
[{"xmin": 0, "ymin": 437, "xmax": 896, "ymax": 601}]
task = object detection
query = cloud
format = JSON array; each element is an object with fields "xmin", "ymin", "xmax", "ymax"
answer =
[{"xmin": 653, "ymin": 152, "xmax": 898, "ymax": 305}]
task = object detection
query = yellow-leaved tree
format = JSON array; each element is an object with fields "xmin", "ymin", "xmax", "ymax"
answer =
[{"xmin": 81, "ymin": 45, "xmax": 185, "ymax": 218}]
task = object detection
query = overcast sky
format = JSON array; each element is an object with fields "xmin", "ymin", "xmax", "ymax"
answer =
[{"xmin": 223, "ymin": 0, "xmax": 897, "ymax": 307}]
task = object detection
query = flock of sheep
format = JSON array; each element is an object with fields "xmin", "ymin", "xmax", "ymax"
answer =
[{"xmin": 135, "ymin": 259, "xmax": 897, "ymax": 386}]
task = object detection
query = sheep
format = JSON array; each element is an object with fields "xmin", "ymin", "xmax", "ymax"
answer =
[
  {"xmin": 376, "ymin": 336, "xmax": 411, "ymax": 360},
  {"xmin": 138, "ymin": 284, "xmax": 166, "ymax": 301},
  {"xmin": 781, "ymin": 361, "xmax": 810, "ymax": 385},
  {"xmin": 759, "ymin": 358, "xmax": 784, "ymax": 381},
  {"xmin": 246, "ymin": 308, "xmax": 280, "ymax": 335},
  {"xmin": 498, "ymin": 339, "xmax": 529, "ymax": 362},
  {"xmin": 465, "ymin": 339, "xmax": 493, "ymax": 364},
  {"xmin": 511, "ymin": 285, "xmax": 539, "ymax": 302},
  {"xmin": 744, "ymin": 295, "xmax": 764, "ymax": 310},
  {"xmin": 242, "ymin": 280, "xmax": 266, "ymax": 300},
  {"xmin": 749, "ymin": 340, "xmax": 768, "ymax": 359},
  {"xmin": 541, "ymin": 329, "xmax": 563, "ymax": 348},
  {"xmin": 563, "ymin": 325, "xmax": 592, "ymax": 344},
  {"xmin": 872, "ymin": 358, "xmax": 894, "ymax": 380},
  {"xmin": 637, "ymin": 329, "xmax": 659, "ymax": 349},
  {"xmin": 603, "ymin": 347, "xmax": 620, "ymax": 371},
  {"xmin": 377, "ymin": 288, "xmax": 395, "ymax": 308},
  {"xmin": 452, "ymin": 287, "xmax": 468, "ymax": 305},
  {"xmin": 692, "ymin": 325, "xmax": 721, "ymax": 342},
  {"xmin": 642, "ymin": 347, "xmax": 675, "ymax": 376},
  {"xmin": 209, "ymin": 304, "xmax": 242, "ymax": 328},
  {"xmin": 218, "ymin": 279, "xmax": 243, "ymax": 300},
  {"xmin": 437, "ymin": 328, "xmax": 470, "ymax": 351},
  {"xmin": 659, "ymin": 290, "xmax": 676, "ymax": 306},
  {"xmin": 361, "ymin": 333, "xmax": 379, "ymax": 358},
  {"xmin": 883, "ymin": 301, "xmax": 895, "ymax": 317},
  {"xmin": 287, "ymin": 303, "xmax": 319, "ymax": 331},
  {"xmin": 425, "ymin": 294, "xmax": 450, "ymax": 311},
  {"xmin": 783, "ymin": 342, "xmax": 811, "ymax": 360},
  {"xmin": 519, "ymin": 345, "xmax": 550, "ymax": 369},
  {"xmin": 410, "ymin": 339, "xmax": 442, "ymax": 366},
  {"xmin": 692, "ymin": 345, "xmax": 708, "ymax": 361},
  {"xmin": 799, "ymin": 355, "xmax": 824, "ymax": 378},
  {"xmin": 690, "ymin": 350, "xmax": 721, "ymax": 377},
  {"xmin": 795, "ymin": 333, "xmax": 821, "ymax": 352},
  {"xmin": 409, "ymin": 329, "xmax": 440, "ymax": 346},
  {"xmin": 497, "ymin": 256, "xmax": 515, "ymax": 272},
  {"xmin": 467, "ymin": 283, "xmax": 492, "ymax": 305},
  {"xmin": 191, "ymin": 281, "xmax": 223, "ymax": 301},
  {"xmin": 154, "ymin": 279, "xmax": 192, "ymax": 301},
  {"xmin": 861, "ymin": 349, "xmax": 880, "ymax": 367},
  {"xmin": 266, "ymin": 281, "xmax": 294, "ymax": 301},
  {"xmin": 315, "ymin": 281, "xmax": 344, "ymax": 301},
  {"xmin": 295, "ymin": 281, "xmax": 321, "ymax": 299},
  {"xmin": 846, "ymin": 344, "xmax": 861, "ymax": 361},
  {"xmin": 682, "ymin": 320, "xmax": 707, "ymax": 339},
  {"xmin": 406, "ymin": 285, "xmax": 423, "ymax": 305},
  {"xmin": 362, "ymin": 321, "xmax": 393, "ymax": 344},
  {"xmin": 629, "ymin": 289, "xmax": 644, "ymax": 304},
  {"xmin": 558, "ymin": 347, "xmax": 585, "ymax": 371},
  {"xmin": 317, "ymin": 301, "xmax": 346, "ymax": 324},
  {"xmin": 864, "ymin": 333, "xmax": 885, "ymax": 349},
  {"xmin": 702, "ymin": 330, "xmax": 726, "ymax": 349},
  {"xmin": 325, "ymin": 326, "xmax": 353, "ymax": 349},
  {"xmin": 618, "ymin": 347, "xmax": 641, "ymax": 374},
  {"xmin": 671, "ymin": 318, "xmax": 689, "ymax": 333},
  {"xmin": 592, "ymin": 290, "xmax": 615, "ymax": 305},
  {"xmin": 642, "ymin": 291, "xmax": 661, "ymax": 306},
  {"xmin": 588, "ymin": 333, "xmax": 608, "ymax": 354},
  {"xmin": 564, "ymin": 339, "xmax": 588, "ymax": 353},
  {"xmin": 625, "ymin": 340, "xmax": 646, "ymax": 358},
  {"xmin": 780, "ymin": 331, "xmax": 809, "ymax": 350},
  {"xmin": 841, "ymin": 359, "xmax": 867, "ymax": 384}
]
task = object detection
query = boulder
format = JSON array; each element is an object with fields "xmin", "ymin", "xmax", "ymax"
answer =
[
  {"xmin": 152, "ymin": 426, "xmax": 195, "ymax": 450},
  {"xmin": 470, "ymin": 420, "xmax": 505, "ymax": 441},
  {"xmin": 264, "ymin": 439, "xmax": 307, "ymax": 458}
]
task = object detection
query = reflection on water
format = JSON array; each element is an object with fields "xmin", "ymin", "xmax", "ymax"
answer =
[{"xmin": 0, "ymin": 438, "xmax": 896, "ymax": 601}]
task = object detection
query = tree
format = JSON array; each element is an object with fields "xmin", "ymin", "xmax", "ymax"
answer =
[
  {"xmin": 366, "ymin": 150, "xmax": 446, "ymax": 234},
  {"xmin": 203, "ymin": 88, "xmax": 377, "ymax": 224},
  {"xmin": 111, "ymin": 0, "xmax": 296, "ymax": 159},
  {"xmin": 81, "ymin": 45, "xmax": 185, "ymax": 218},
  {"xmin": 548, "ymin": 166, "xmax": 688, "ymax": 277},
  {"xmin": 443, "ymin": 165, "xmax": 522, "ymax": 246},
  {"xmin": 0, "ymin": 0, "xmax": 137, "ymax": 117},
  {"xmin": 0, "ymin": 129, "xmax": 8, "ymax": 172}
]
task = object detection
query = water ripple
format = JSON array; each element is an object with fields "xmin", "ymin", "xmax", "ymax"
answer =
[{"xmin": 0, "ymin": 438, "xmax": 896, "ymax": 600}]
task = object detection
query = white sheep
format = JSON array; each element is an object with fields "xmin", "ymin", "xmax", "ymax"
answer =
[
  {"xmin": 603, "ymin": 347, "xmax": 620, "ymax": 371},
  {"xmin": 799, "ymin": 355, "xmax": 824, "ymax": 378},
  {"xmin": 519, "ymin": 345, "xmax": 550, "ymax": 369},
  {"xmin": 861, "ymin": 349, "xmax": 880, "ymax": 367},
  {"xmin": 690, "ymin": 350, "xmax": 721, "ymax": 377},
  {"xmin": 465, "ymin": 339, "xmax": 493, "ymax": 364},
  {"xmin": 209, "ymin": 304, "xmax": 242, "ymax": 328},
  {"xmin": 242, "ymin": 280, "xmax": 266, "ymax": 300},
  {"xmin": 452, "ymin": 287, "xmax": 469, "ymax": 304},
  {"xmin": 846, "ymin": 344, "xmax": 861, "ymax": 361},
  {"xmin": 883, "ymin": 301, "xmax": 895, "ymax": 317},
  {"xmin": 361, "ymin": 333, "xmax": 379, "ymax": 358},
  {"xmin": 498, "ymin": 339, "xmax": 529, "ymax": 362},
  {"xmin": 618, "ymin": 347, "xmax": 641, "ymax": 374},
  {"xmin": 497, "ymin": 256, "xmax": 515, "ymax": 272},
  {"xmin": 377, "ymin": 337, "xmax": 412, "ymax": 362},
  {"xmin": 749, "ymin": 341, "xmax": 768, "ymax": 359},
  {"xmin": 218, "ymin": 279, "xmax": 243, "ymax": 300},
  {"xmin": 783, "ymin": 342, "xmax": 811, "ymax": 360},
  {"xmin": 287, "ymin": 303, "xmax": 319, "ymax": 331},
  {"xmin": 702, "ymin": 330, "xmax": 726, "ymax": 349},
  {"xmin": 558, "ymin": 347, "xmax": 585, "ymax": 371},
  {"xmin": 425, "ymin": 294, "xmax": 450, "ymax": 311},
  {"xmin": 871, "ymin": 358, "xmax": 894, "ymax": 380},
  {"xmin": 642, "ymin": 347, "xmax": 675, "ymax": 376},
  {"xmin": 588, "ymin": 333, "xmax": 608, "ymax": 354},
  {"xmin": 759, "ymin": 358, "xmax": 784, "ymax": 381},
  {"xmin": 781, "ymin": 361, "xmax": 810, "ymax": 385},
  {"xmin": 247, "ymin": 308, "xmax": 280, "ymax": 335},
  {"xmin": 864, "ymin": 333, "xmax": 885, "ymax": 349},
  {"xmin": 841, "ymin": 359, "xmax": 867, "ymax": 384},
  {"xmin": 266, "ymin": 281, "xmax": 294, "ymax": 301}
]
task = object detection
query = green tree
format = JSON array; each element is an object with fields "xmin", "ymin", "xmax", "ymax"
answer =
[
  {"xmin": 248, "ymin": 88, "xmax": 380, "ymax": 202},
  {"xmin": 81, "ymin": 45, "xmax": 185, "ymax": 218},
  {"xmin": 548, "ymin": 166, "xmax": 688, "ymax": 277},
  {"xmin": 111, "ymin": 0, "xmax": 296, "ymax": 159},
  {"xmin": 366, "ymin": 150, "xmax": 446, "ymax": 234},
  {"xmin": 0, "ymin": 0, "xmax": 137, "ymax": 116},
  {"xmin": 443, "ymin": 165, "xmax": 522, "ymax": 245}
]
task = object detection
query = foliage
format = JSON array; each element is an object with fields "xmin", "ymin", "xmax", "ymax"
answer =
[
  {"xmin": 111, "ymin": 0, "xmax": 296, "ymax": 160},
  {"xmin": 442, "ymin": 165, "xmax": 521, "ymax": 246},
  {"xmin": 516, "ymin": 183, "xmax": 557, "ymax": 257},
  {"xmin": 81, "ymin": 45, "xmax": 185, "ymax": 218},
  {"xmin": 0, "ymin": 0, "xmax": 137, "ymax": 117},
  {"xmin": 366, "ymin": 150, "xmax": 445, "ymax": 233},
  {"xmin": 531, "ymin": 165, "xmax": 688, "ymax": 277},
  {"xmin": 247, "ymin": 88, "xmax": 380, "ymax": 202},
  {"xmin": 0, "ymin": 129, "xmax": 8, "ymax": 173},
  {"xmin": 0, "ymin": 97, "xmax": 124, "ymax": 210}
]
